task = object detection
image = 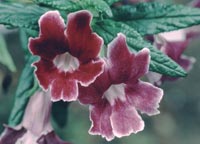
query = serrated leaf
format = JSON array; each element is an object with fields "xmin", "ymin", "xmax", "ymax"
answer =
[
  {"xmin": 8, "ymin": 56, "xmax": 39, "ymax": 126},
  {"xmin": 105, "ymin": 0, "xmax": 119, "ymax": 6},
  {"xmin": 0, "ymin": 3, "xmax": 48, "ymax": 30},
  {"xmin": 34, "ymin": 0, "xmax": 113, "ymax": 17},
  {"xmin": 112, "ymin": 2, "xmax": 200, "ymax": 35},
  {"xmin": 0, "ymin": 34, "xmax": 16, "ymax": 72},
  {"xmin": 94, "ymin": 20, "xmax": 187, "ymax": 77}
]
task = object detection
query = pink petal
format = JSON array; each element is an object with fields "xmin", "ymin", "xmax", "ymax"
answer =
[
  {"xmin": 89, "ymin": 100, "xmax": 114, "ymax": 141},
  {"xmin": 72, "ymin": 59, "xmax": 104, "ymax": 87},
  {"xmin": 0, "ymin": 125, "xmax": 26, "ymax": 144},
  {"xmin": 130, "ymin": 48, "xmax": 150, "ymax": 80},
  {"xmin": 22, "ymin": 91, "xmax": 52, "ymax": 135},
  {"xmin": 37, "ymin": 131, "xmax": 71, "ymax": 144},
  {"xmin": 29, "ymin": 11, "xmax": 67, "ymax": 60},
  {"xmin": 110, "ymin": 100, "xmax": 144, "ymax": 138},
  {"xmin": 107, "ymin": 33, "xmax": 135, "ymax": 83},
  {"xmin": 33, "ymin": 59, "xmax": 78, "ymax": 101},
  {"xmin": 66, "ymin": 10, "xmax": 103, "ymax": 62},
  {"xmin": 162, "ymin": 41, "xmax": 189, "ymax": 61},
  {"xmin": 178, "ymin": 55, "xmax": 196, "ymax": 72},
  {"xmin": 126, "ymin": 80, "xmax": 163, "ymax": 116}
]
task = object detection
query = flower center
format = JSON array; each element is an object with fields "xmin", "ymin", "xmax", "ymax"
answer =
[
  {"xmin": 103, "ymin": 83, "xmax": 126, "ymax": 106},
  {"xmin": 53, "ymin": 52, "xmax": 79, "ymax": 72}
]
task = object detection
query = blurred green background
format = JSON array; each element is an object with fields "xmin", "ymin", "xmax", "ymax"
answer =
[{"xmin": 0, "ymin": 0, "xmax": 200, "ymax": 144}]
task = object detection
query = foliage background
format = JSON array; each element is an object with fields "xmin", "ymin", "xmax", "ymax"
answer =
[{"xmin": 0, "ymin": 0, "xmax": 200, "ymax": 144}]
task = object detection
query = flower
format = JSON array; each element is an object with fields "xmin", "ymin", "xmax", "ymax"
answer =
[
  {"xmin": 147, "ymin": 30, "xmax": 196, "ymax": 85},
  {"xmin": 0, "ymin": 91, "xmax": 70, "ymax": 144},
  {"xmin": 78, "ymin": 33, "xmax": 163, "ymax": 141},
  {"xmin": 29, "ymin": 10, "xmax": 104, "ymax": 102}
]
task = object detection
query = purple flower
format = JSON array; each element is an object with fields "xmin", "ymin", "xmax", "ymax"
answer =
[
  {"xmin": 147, "ymin": 30, "xmax": 196, "ymax": 85},
  {"xmin": 78, "ymin": 33, "xmax": 163, "ymax": 141},
  {"xmin": 0, "ymin": 91, "xmax": 70, "ymax": 144},
  {"xmin": 29, "ymin": 10, "xmax": 104, "ymax": 102}
]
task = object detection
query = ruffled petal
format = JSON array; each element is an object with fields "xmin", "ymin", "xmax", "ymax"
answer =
[
  {"xmin": 110, "ymin": 101, "xmax": 144, "ymax": 138},
  {"xmin": 33, "ymin": 59, "xmax": 78, "ymax": 101},
  {"xmin": 29, "ymin": 11, "xmax": 67, "ymax": 60},
  {"xmin": 73, "ymin": 59, "xmax": 104, "ymax": 87},
  {"xmin": 107, "ymin": 33, "xmax": 134, "ymax": 83},
  {"xmin": 37, "ymin": 131, "xmax": 71, "ymax": 144},
  {"xmin": 0, "ymin": 125, "xmax": 26, "ymax": 144},
  {"xmin": 89, "ymin": 100, "xmax": 114, "ymax": 141},
  {"xmin": 126, "ymin": 80, "xmax": 163, "ymax": 116},
  {"xmin": 66, "ymin": 10, "xmax": 103, "ymax": 62}
]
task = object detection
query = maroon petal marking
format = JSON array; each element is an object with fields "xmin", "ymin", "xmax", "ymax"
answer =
[
  {"xmin": 78, "ymin": 84, "xmax": 102, "ymax": 105},
  {"xmin": 78, "ymin": 65, "xmax": 111, "ymax": 105},
  {"xmin": 29, "ymin": 11, "xmax": 67, "ymax": 60},
  {"xmin": 110, "ymin": 101, "xmax": 144, "ymax": 138},
  {"xmin": 66, "ymin": 10, "xmax": 103, "ymax": 62},
  {"xmin": 89, "ymin": 100, "xmax": 114, "ymax": 141},
  {"xmin": 126, "ymin": 80, "xmax": 163, "ymax": 115},
  {"xmin": 37, "ymin": 131, "xmax": 71, "ymax": 144},
  {"xmin": 72, "ymin": 59, "xmax": 104, "ymax": 86},
  {"xmin": 0, "ymin": 125, "xmax": 26, "ymax": 144},
  {"xmin": 107, "ymin": 33, "xmax": 134, "ymax": 83}
]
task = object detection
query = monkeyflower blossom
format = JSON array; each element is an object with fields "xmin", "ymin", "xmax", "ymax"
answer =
[
  {"xmin": 29, "ymin": 10, "xmax": 104, "ymax": 102},
  {"xmin": 147, "ymin": 30, "xmax": 196, "ymax": 85},
  {"xmin": 0, "ymin": 91, "xmax": 70, "ymax": 144},
  {"xmin": 78, "ymin": 33, "xmax": 163, "ymax": 141}
]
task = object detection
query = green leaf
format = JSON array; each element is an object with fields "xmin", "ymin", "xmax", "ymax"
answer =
[
  {"xmin": 0, "ymin": 3, "xmax": 49, "ymax": 30},
  {"xmin": 52, "ymin": 101, "xmax": 70, "ymax": 128},
  {"xmin": 105, "ymin": 0, "xmax": 119, "ymax": 6},
  {"xmin": 8, "ymin": 56, "xmax": 39, "ymax": 126},
  {"xmin": 34, "ymin": 0, "xmax": 113, "ymax": 17},
  {"xmin": 94, "ymin": 20, "xmax": 187, "ymax": 77},
  {"xmin": 112, "ymin": 2, "xmax": 200, "ymax": 35},
  {"xmin": 0, "ymin": 34, "xmax": 16, "ymax": 72}
]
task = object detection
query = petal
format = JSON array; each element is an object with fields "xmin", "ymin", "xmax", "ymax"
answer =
[
  {"xmin": 146, "ymin": 72, "xmax": 162, "ymax": 86},
  {"xmin": 73, "ymin": 59, "xmax": 104, "ymax": 87},
  {"xmin": 34, "ymin": 59, "xmax": 78, "ymax": 102},
  {"xmin": 130, "ymin": 48, "xmax": 150, "ymax": 80},
  {"xmin": 78, "ymin": 84, "xmax": 102, "ymax": 105},
  {"xmin": 162, "ymin": 41, "xmax": 189, "ymax": 61},
  {"xmin": 29, "ymin": 11, "xmax": 67, "ymax": 60},
  {"xmin": 37, "ymin": 131, "xmax": 71, "ymax": 144},
  {"xmin": 107, "ymin": 33, "xmax": 134, "ymax": 83},
  {"xmin": 33, "ymin": 59, "xmax": 58, "ymax": 90},
  {"xmin": 51, "ymin": 79, "xmax": 78, "ymax": 102},
  {"xmin": 78, "ymin": 66, "xmax": 111, "ymax": 105},
  {"xmin": 178, "ymin": 55, "xmax": 196, "ymax": 72},
  {"xmin": 110, "ymin": 101, "xmax": 144, "ymax": 138},
  {"xmin": 89, "ymin": 100, "xmax": 114, "ymax": 141},
  {"xmin": 0, "ymin": 125, "xmax": 27, "ymax": 144},
  {"xmin": 22, "ymin": 91, "xmax": 52, "ymax": 135},
  {"xmin": 66, "ymin": 10, "xmax": 103, "ymax": 62},
  {"xmin": 126, "ymin": 80, "xmax": 163, "ymax": 116}
]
